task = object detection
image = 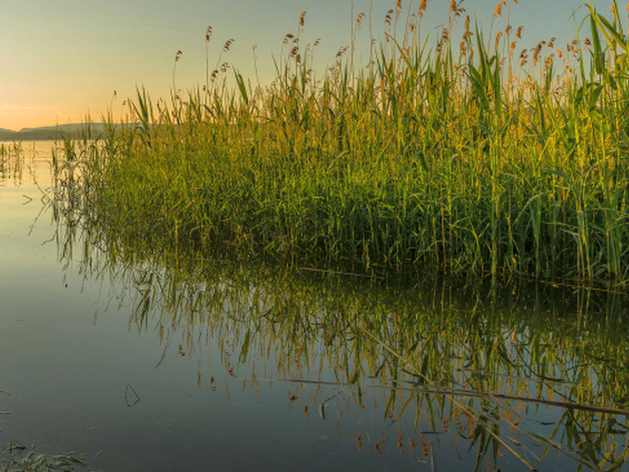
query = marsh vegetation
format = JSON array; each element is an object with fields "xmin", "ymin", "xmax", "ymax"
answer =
[
  {"xmin": 0, "ymin": 143, "xmax": 23, "ymax": 184},
  {"xmin": 6, "ymin": 0, "xmax": 629, "ymax": 470},
  {"xmin": 0, "ymin": 442, "xmax": 85, "ymax": 472},
  {"xmin": 56, "ymin": 0, "xmax": 629, "ymax": 285}
]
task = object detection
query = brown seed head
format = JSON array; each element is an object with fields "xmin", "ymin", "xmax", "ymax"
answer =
[
  {"xmin": 519, "ymin": 49, "xmax": 527, "ymax": 59},
  {"xmin": 494, "ymin": 1, "xmax": 506, "ymax": 17},
  {"xmin": 495, "ymin": 30, "xmax": 503, "ymax": 50},
  {"xmin": 385, "ymin": 9, "xmax": 394, "ymax": 27},
  {"xmin": 533, "ymin": 43, "xmax": 542, "ymax": 63},
  {"xmin": 356, "ymin": 12, "xmax": 366, "ymax": 30},
  {"xmin": 336, "ymin": 46, "xmax": 348, "ymax": 58},
  {"xmin": 223, "ymin": 39, "xmax": 234, "ymax": 53}
]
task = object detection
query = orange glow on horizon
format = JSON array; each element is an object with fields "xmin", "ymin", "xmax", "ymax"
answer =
[{"xmin": 0, "ymin": 103, "xmax": 122, "ymax": 131}]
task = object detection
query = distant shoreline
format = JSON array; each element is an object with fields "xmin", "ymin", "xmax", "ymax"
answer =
[{"xmin": 0, "ymin": 123, "xmax": 107, "ymax": 142}]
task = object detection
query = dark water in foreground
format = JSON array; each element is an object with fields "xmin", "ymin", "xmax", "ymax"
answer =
[{"xmin": 1, "ymin": 142, "xmax": 629, "ymax": 471}]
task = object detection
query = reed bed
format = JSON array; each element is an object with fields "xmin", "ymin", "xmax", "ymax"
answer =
[{"xmin": 58, "ymin": 0, "xmax": 629, "ymax": 284}]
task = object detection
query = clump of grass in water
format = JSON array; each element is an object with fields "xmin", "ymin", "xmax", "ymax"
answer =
[
  {"xmin": 0, "ymin": 143, "xmax": 23, "ymax": 184},
  {"xmin": 57, "ymin": 0, "xmax": 629, "ymax": 285},
  {"xmin": 0, "ymin": 441, "xmax": 86, "ymax": 472}
]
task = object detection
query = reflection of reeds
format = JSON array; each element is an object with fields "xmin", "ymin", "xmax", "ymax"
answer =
[{"xmin": 51, "ymin": 189, "xmax": 629, "ymax": 470}]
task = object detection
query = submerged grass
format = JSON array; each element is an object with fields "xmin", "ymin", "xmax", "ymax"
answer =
[{"xmin": 58, "ymin": 0, "xmax": 629, "ymax": 284}]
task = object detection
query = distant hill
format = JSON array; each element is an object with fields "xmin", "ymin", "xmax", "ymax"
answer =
[{"xmin": 0, "ymin": 123, "xmax": 108, "ymax": 141}]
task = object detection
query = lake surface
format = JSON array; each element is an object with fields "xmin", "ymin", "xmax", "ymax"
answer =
[{"xmin": 2, "ymin": 141, "xmax": 629, "ymax": 471}]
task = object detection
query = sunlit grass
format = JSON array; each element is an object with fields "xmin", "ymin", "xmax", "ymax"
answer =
[{"xmin": 57, "ymin": 0, "xmax": 629, "ymax": 284}]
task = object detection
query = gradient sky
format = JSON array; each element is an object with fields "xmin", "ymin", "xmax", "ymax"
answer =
[{"xmin": 0, "ymin": 0, "xmax": 617, "ymax": 131}]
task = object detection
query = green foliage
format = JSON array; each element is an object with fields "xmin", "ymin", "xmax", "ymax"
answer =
[
  {"xmin": 0, "ymin": 442, "xmax": 85, "ymax": 472},
  {"xmin": 56, "ymin": 1, "xmax": 629, "ymax": 285}
]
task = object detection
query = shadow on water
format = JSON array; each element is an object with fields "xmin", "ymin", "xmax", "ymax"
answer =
[{"xmin": 42, "ymin": 146, "xmax": 629, "ymax": 471}]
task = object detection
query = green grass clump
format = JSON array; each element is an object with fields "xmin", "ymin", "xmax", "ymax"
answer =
[
  {"xmin": 57, "ymin": 0, "xmax": 629, "ymax": 284},
  {"xmin": 0, "ymin": 442, "xmax": 85, "ymax": 472}
]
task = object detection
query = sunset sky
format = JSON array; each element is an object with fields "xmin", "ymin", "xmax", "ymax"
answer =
[{"xmin": 0, "ymin": 0, "xmax": 615, "ymax": 131}]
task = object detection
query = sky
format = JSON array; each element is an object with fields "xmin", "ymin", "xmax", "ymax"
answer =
[{"xmin": 0, "ymin": 0, "xmax": 620, "ymax": 131}]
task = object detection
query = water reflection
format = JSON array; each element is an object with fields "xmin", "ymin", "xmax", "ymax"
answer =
[{"xmin": 47, "ymin": 150, "xmax": 629, "ymax": 472}]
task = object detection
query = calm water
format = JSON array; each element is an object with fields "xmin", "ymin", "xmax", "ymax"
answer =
[{"xmin": 1, "ymin": 141, "xmax": 629, "ymax": 471}]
